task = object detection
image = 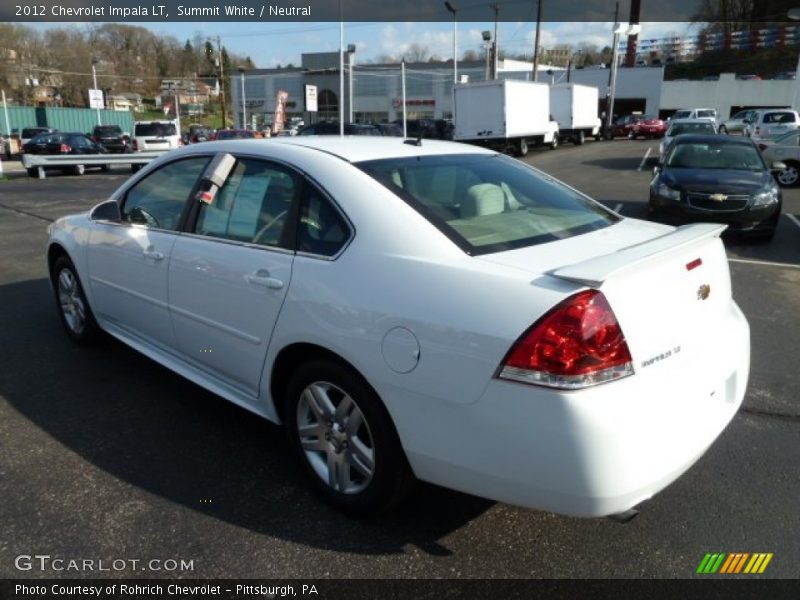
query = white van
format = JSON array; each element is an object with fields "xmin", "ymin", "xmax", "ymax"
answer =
[
  {"xmin": 669, "ymin": 108, "xmax": 718, "ymax": 125},
  {"xmin": 131, "ymin": 120, "xmax": 181, "ymax": 152}
]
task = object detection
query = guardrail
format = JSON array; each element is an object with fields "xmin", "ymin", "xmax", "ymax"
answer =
[{"xmin": 21, "ymin": 151, "xmax": 168, "ymax": 179}]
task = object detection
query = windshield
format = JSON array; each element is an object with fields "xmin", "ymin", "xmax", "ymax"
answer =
[
  {"xmin": 94, "ymin": 126, "xmax": 122, "ymax": 136},
  {"xmin": 357, "ymin": 154, "xmax": 618, "ymax": 255},
  {"xmin": 672, "ymin": 111, "xmax": 692, "ymax": 120},
  {"xmin": 666, "ymin": 142, "xmax": 766, "ymax": 171},
  {"xmin": 22, "ymin": 128, "xmax": 49, "ymax": 138},
  {"xmin": 668, "ymin": 122, "xmax": 716, "ymax": 136},
  {"xmin": 135, "ymin": 123, "xmax": 177, "ymax": 136}
]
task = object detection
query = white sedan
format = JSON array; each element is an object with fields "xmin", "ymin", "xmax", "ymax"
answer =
[{"xmin": 46, "ymin": 137, "xmax": 749, "ymax": 518}]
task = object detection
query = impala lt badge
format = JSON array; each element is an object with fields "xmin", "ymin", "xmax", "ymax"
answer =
[{"xmin": 698, "ymin": 284, "xmax": 711, "ymax": 300}]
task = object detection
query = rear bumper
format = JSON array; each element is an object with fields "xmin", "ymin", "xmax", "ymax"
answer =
[{"xmin": 402, "ymin": 302, "xmax": 749, "ymax": 517}]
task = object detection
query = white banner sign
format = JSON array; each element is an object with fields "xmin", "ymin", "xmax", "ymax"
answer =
[
  {"xmin": 88, "ymin": 89, "xmax": 104, "ymax": 110},
  {"xmin": 304, "ymin": 85, "xmax": 318, "ymax": 112}
]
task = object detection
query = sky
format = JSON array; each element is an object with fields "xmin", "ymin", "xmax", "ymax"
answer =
[{"xmin": 25, "ymin": 21, "xmax": 697, "ymax": 68}]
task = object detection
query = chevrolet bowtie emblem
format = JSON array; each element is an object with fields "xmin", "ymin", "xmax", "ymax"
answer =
[
  {"xmin": 697, "ymin": 284, "xmax": 711, "ymax": 300},
  {"xmin": 709, "ymin": 193, "xmax": 727, "ymax": 202}
]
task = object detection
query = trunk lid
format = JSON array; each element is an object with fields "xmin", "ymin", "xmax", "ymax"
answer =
[{"xmin": 479, "ymin": 220, "xmax": 733, "ymax": 383}]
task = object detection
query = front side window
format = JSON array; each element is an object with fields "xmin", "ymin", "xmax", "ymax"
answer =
[
  {"xmin": 122, "ymin": 157, "xmax": 209, "ymax": 230},
  {"xmin": 194, "ymin": 158, "xmax": 296, "ymax": 248},
  {"xmin": 358, "ymin": 154, "xmax": 617, "ymax": 255}
]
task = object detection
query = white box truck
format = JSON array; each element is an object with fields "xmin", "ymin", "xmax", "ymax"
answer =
[
  {"xmin": 453, "ymin": 79, "xmax": 559, "ymax": 156},
  {"xmin": 549, "ymin": 83, "xmax": 602, "ymax": 145}
]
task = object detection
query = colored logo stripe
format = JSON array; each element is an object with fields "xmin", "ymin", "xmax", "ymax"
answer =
[{"xmin": 697, "ymin": 552, "xmax": 773, "ymax": 574}]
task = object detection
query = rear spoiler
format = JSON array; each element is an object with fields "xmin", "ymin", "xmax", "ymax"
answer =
[{"xmin": 550, "ymin": 223, "xmax": 727, "ymax": 287}]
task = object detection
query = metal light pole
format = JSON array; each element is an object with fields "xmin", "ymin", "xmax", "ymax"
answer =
[
  {"xmin": 532, "ymin": 0, "xmax": 543, "ymax": 81},
  {"xmin": 347, "ymin": 44, "xmax": 356, "ymax": 123},
  {"xmin": 444, "ymin": 2, "xmax": 458, "ymax": 84},
  {"xmin": 339, "ymin": 0, "xmax": 344, "ymax": 135},
  {"xmin": 789, "ymin": 9, "xmax": 800, "ymax": 110},
  {"xmin": 401, "ymin": 59, "xmax": 407, "ymax": 137},
  {"xmin": 91, "ymin": 59, "xmax": 101, "ymax": 125},
  {"xmin": 606, "ymin": 22, "xmax": 641, "ymax": 137},
  {"xmin": 238, "ymin": 68, "xmax": 246, "ymax": 129},
  {"xmin": 482, "ymin": 31, "xmax": 492, "ymax": 81},
  {"xmin": 215, "ymin": 36, "xmax": 227, "ymax": 128}
]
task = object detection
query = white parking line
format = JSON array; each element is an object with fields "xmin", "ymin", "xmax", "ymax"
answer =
[
  {"xmin": 786, "ymin": 213, "xmax": 800, "ymax": 230},
  {"xmin": 613, "ymin": 203, "xmax": 624, "ymax": 213},
  {"xmin": 637, "ymin": 147, "xmax": 652, "ymax": 171},
  {"xmin": 728, "ymin": 258, "xmax": 800, "ymax": 270}
]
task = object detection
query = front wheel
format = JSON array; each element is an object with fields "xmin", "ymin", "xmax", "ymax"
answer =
[
  {"xmin": 776, "ymin": 161, "xmax": 800, "ymax": 187},
  {"xmin": 574, "ymin": 130, "xmax": 585, "ymax": 145},
  {"xmin": 549, "ymin": 134, "xmax": 559, "ymax": 150},
  {"xmin": 72, "ymin": 164, "xmax": 85, "ymax": 176},
  {"xmin": 284, "ymin": 360, "xmax": 414, "ymax": 515},
  {"xmin": 517, "ymin": 138, "xmax": 529, "ymax": 157},
  {"xmin": 51, "ymin": 256, "xmax": 100, "ymax": 344}
]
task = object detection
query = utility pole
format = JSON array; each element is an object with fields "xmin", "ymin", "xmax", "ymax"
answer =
[
  {"xmin": 532, "ymin": 0, "xmax": 543, "ymax": 82},
  {"xmin": 91, "ymin": 60, "xmax": 101, "ymax": 125},
  {"xmin": 492, "ymin": 3, "xmax": 500, "ymax": 79},
  {"xmin": 216, "ymin": 36, "xmax": 227, "ymax": 128}
]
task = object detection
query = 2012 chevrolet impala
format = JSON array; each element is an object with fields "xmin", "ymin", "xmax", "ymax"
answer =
[{"xmin": 46, "ymin": 137, "xmax": 750, "ymax": 518}]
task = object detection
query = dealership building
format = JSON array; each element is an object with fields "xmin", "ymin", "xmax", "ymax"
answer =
[{"xmin": 231, "ymin": 51, "xmax": 800, "ymax": 129}]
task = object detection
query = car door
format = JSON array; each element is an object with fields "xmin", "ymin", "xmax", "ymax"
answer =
[
  {"xmin": 769, "ymin": 131, "xmax": 800, "ymax": 162},
  {"xmin": 86, "ymin": 156, "xmax": 209, "ymax": 350},
  {"xmin": 167, "ymin": 156, "xmax": 298, "ymax": 398}
]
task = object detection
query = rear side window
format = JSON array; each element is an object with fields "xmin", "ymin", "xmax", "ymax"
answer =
[
  {"xmin": 123, "ymin": 157, "xmax": 209, "ymax": 231},
  {"xmin": 358, "ymin": 154, "xmax": 617, "ymax": 255},
  {"xmin": 135, "ymin": 123, "xmax": 177, "ymax": 136},
  {"xmin": 296, "ymin": 184, "xmax": 350, "ymax": 257},
  {"xmin": 22, "ymin": 128, "xmax": 48, "ymax": 138}
]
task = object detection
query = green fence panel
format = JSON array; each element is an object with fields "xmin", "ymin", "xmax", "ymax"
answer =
[
  {"xmin": 0, "ymin": 106, "xmax": 134, "ymax": 135},
  {"xmin": 1, "ymin": 106, "xmax": 39, "ymax": 135}
]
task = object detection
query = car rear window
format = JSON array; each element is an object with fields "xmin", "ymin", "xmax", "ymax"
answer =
[
  {"xmin": 763, "ymin": 112, "xmax": 796, "ymax": 124},
  {"xmin": 697, "ymin": 110, "xmax": 716, "ymax": 118},
  {"xmin": 135, "ymin": 123, "xmax": 177, "ymax": 136},
  {"xmin": 357, "ymin": 154, "xmax": 618, "ymax": 255},
  {"xmin": 22, "ymin": 128, "xmax": 49, "ymax": 138},
  {"xmin": 672, "ymin": 111, "xmax": 692, "ymax": 120},
  {"xmin": 95, "ymin": 126, "xmax": 122, "ymax": 135},
  {"xmin": 668, "ymin": 122, "xmax": 716, "ymax": 136}
]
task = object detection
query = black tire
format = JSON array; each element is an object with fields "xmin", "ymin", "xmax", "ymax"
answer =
[
  {"xmin": 517, "ymin": 138, "xmax": 529, "ymax": 157},
  {"xmin": 51, "ymin": 255, "xmax": 100, "ymax": 345},
  {"xmin": 776, "ymin": 161, "xmax": 800, "ymax": 187},
  {"xmin": 574, "ymin": 130, "xmax": 585, "ymax": 145},
  {"xmin": 549, "ymin": 134, "xmax": 559, "ymax": 150},
  {"xmin": 72, "ymin": 164, "xmax": 85, "ymax": 176},
  {"xmin": 26, "ymin": 167, "xmax": 38, "ymax": 178},
  {"xmin": 627, "ymin": 131, "xmax": 635, "ymax": 140},
  {"xmin": 284, "ymin": 359, "xmax": 414, "ymax": 515},
  {"xmin": 101, "ymin": 164, "xmax": 110, "ymax": 172}
]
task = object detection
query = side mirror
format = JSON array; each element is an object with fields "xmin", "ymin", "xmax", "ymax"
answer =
[
  {"xmin": 771, "ymin": 161, "xmax": 788, "ymax": 171},
  {"xmin": 90, "ymin": 199, "xmax": 121, "ymax": 222}
]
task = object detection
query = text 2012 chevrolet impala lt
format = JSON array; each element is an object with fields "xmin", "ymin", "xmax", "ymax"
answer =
[{"xmin": 46, "ymin": 137, "xmax": 750, "ymax": 518}]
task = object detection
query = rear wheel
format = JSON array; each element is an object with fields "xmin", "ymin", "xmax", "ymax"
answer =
[
  {"xmin": 51, "ymin": 256, "xmax": 100, "ymax": 344},
  {"xmin": 517, "ymin": 138, "xmax": 529, "ymax": 157},
  {"xmin": 718, "ymin": 125, "xmax": 728, "ymax": 134},
  {"xmin": 776, "ymin": 161, "xmax": 800, "ymax": 187},
  {"xmin": 72, "ymin": 164, "xmax": 85, "ymax": 176},
  {"xmin": 574, "ymin": 130, "xmax": 585, "ymax": 145},
  {"xmin": 549, "ymin": 134, "xmax": 559, "ymax": 150},
  {"xmin": 284, "ymin": 359, "xmax": 414, "ymax": 515}
]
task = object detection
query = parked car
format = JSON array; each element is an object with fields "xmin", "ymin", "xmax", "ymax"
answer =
[
  {"xmin": 131, "ymin": 120, "xmax": 181, "ymax": 152},
  {"xmin": 297, "ymin": 122, "xmax": 381, "ymax": 136},
  {"xmin": 213, "ymin": 129, "xmax": 257, "ymax": 140},
  {"xmin": 373, "ymin": 122, "xmax": 404, "ymax": 137},
  {"xmin": 46, "ymin": 137, "xmax": 749, "ymax": 519},
  {"xmin": 659, "ymin": 119, "xmax": 717, "ymax": 161},
  {"xmin": 757, "ymin": 129, "xmax": 800, "ymax": 187},
  {"xmin": 188, "ymin": 125, "xmax": 213, "ymax": 143},
  {"xmin": 22, "ymin": 132, "xmax": 108, "ymax": 177},
  {"xmin": 668, "ymin": 108, "xmax": 718, "ymax": 126},
  {"xmin": 718, "ymin": 109, "xmax": 760, "ymax": 135},
  {"xmin": 736, "ymin": 74, "xmax": 762, "ymax": 81},
  {"xmin": 744, "ymin": 109, "xmax": 800, "ymax": 141},
  {"xmin": 20, "ymin": 127, "xmax": 58, "ymax": 149},
  {"xmin": 771, "ymin": 71, "xmax": 796, "ymax": 80},
  {"xmin": 91, "ymin": 125, "xmax": 131, "ymax": 153},
  {"xmin": 649, "ymin": 134, "xmax": 783, "ymax": 240},
  {"xmin": 630, "ymin": 115, "xmax": 667, "ymax": 139},
  {"xmin": 610, "ymin": 114, "xmax": 644, "ymax": 138}
]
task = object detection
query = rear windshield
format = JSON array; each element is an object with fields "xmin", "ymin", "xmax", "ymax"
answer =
[
  {"xmin": 697, "ymin": 110, "xmax": 716, "ymax": 118},
  {"xmin": 672, "ymin": 111, "xmax": 692, "ymax": 120},
  {"xmin": 763, "ymin": 112, "xmax": 795, "ymax": 124},
  {"xmin": 668, "ymin": 122, "xmax": 716, "ymax": 136},
  {"xmin": 95, "ymin": 126, "xmax": 122, "ymax": 135},
  {"xmin": 357, "ymin": 154, "xmax": 618, "ymax": 255},
  {"xmin": 22, "ymin": 128, "xmax": 49, "ymax": 138},
  {"xmin": 215, "ymin": 130, "xmax": 254, "ymax": 139},
  {"xmin": 666, "ymin": 141, "xmax": 766, "ymax": 171},
  {"xmin": 135, "ymin": 123, "xmax": 177, "ymax": 136}
]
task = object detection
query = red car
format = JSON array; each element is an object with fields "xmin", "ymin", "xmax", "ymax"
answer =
[
  {"xmin": 630, "ymin": 115, "xmax": 667, "ymax": 139},
  {"xmin": 611, "ymin": 114, "xmax": 644, "ymax": 138}
]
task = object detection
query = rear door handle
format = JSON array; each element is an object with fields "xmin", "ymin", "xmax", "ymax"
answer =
[{"xmin": 246, "ymin": 270, "xmax": 284, "ymax": 290}]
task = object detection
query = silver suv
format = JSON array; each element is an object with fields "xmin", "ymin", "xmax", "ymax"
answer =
[
  {"xmin": 745, "ymin": 109, "xmax": 800, "ymax": 141},
  {"xmin": 131, "ymin": 120, "xmax": 181, "ymax": 152}
]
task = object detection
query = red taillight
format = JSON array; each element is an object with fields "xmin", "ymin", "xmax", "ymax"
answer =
[
  {"xmin": 499, "ymin": 290, "xmax": 633, "ymax": 389},
  {"xmin": 132, "ymin": 139, "xmax": 138, "ymax": 151},
  {"xmin": 59, "ymin": 144, "xmax": 71, "ymax": 153}
]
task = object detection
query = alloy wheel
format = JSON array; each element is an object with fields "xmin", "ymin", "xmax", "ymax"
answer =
[
  {"xmin": 778, "ymin": 165, "xmax": 799, "ymax": 186},
  {"xmin": 57, "ymin": 268, "xmax": 86, "ymax": 335}
]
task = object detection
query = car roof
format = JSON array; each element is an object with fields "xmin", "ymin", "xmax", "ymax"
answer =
[{"xmin": 174, "ymin": 136, "xmax": 496, "ymax": 163}]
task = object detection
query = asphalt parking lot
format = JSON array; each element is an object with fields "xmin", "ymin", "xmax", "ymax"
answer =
[{"xmin": 0, "ymin": 140, "xmax": 798, "ymax": 579}]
